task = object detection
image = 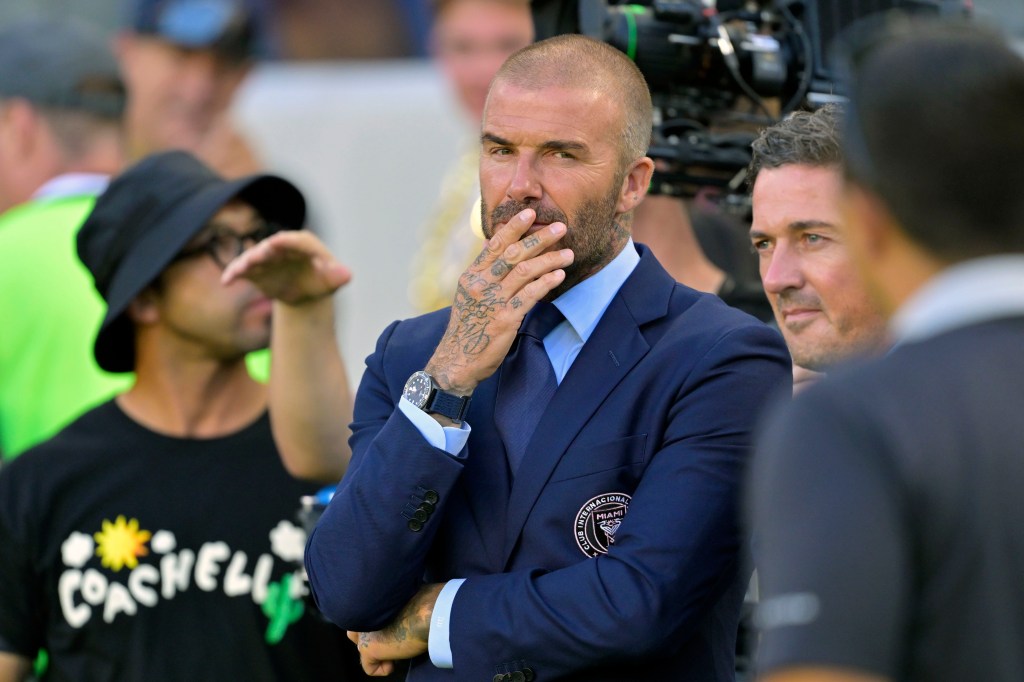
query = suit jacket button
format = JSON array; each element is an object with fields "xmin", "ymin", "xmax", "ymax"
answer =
[
  {"xmin": 523, "ymin": 668, "xmax": 534, "ymax": 681},
  {"xmin": 419, "ymin": 500, "xmax": 435, "ymax": 514},
  {"xmin": 511, "ymin": 672, "xmax": 525, "ymax": 682},
  {"xmin": 407, "ymin": 519, "xmax": 423, "ymax": 532},
  {"xmin": 492, "ymin": 675, "xmax": 506, "ymax": 682},
  {"xmin": 423, "ymin": 490, "xmax": 440, "ymax": 504},
  {"xmin": 412, "ymin": 508, "xmax": 428, "ymax": 522}
]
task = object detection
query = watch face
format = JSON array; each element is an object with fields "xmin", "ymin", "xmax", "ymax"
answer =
[{"xmin": 403, "ymin": 372, "xmax": 433, "ymax": 409}]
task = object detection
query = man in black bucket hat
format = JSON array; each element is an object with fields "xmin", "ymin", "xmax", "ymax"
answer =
[{"xmin": 0, "ymin": 150, "xmax": 381, "ymax": 681}]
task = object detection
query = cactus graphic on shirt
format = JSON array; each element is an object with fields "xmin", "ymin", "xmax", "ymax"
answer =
[{"xmin": 263, "ymin": 573, "xmax": 305, "ymax": 644}]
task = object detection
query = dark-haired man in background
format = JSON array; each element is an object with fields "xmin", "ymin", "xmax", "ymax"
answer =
[{"xmin": 747, "ymin": 105, "xmax": 888, "ymax": 392}]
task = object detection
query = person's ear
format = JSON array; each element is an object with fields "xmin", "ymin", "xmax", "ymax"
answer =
[
  {"xmin": 616, "ymin": 156, "xmax": 656, "ymax": 214},
  {"xmin": 126, "ymin": 287, "xmax": 161, "ymax": 325},
  {"xmin": 0, "ymin": 99, "xmax": 42, "ymax": 163}
]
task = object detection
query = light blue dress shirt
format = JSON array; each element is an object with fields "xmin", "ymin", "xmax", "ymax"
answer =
[{"xmin": 396, "ymin": 240, "xmax": 640, "ymax": 668}]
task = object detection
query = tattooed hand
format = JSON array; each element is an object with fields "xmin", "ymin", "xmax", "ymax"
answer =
[
  {"xmin": 347, "ymin": 583, "xmax": 444, "ymax": 676},
  {"xmin": 425, "ymin": 208, "xmax": 573, "ymax": 397}
]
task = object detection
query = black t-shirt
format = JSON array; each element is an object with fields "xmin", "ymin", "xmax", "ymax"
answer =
[{"xmin": 0, "ymin": 400, "xmax": 366, "ymax": 681}]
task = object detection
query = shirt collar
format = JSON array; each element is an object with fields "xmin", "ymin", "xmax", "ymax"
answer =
[
  {"xmin": 890, "ymin": 254, "xmax": 1024, "ymax": 344},
  {"xmin": 31, "ymin": 173, "xmax": 110, "ymax": 201},
  {"xmin": 553, "ymin": 239, "xmax": 640, "ymax": 343}
]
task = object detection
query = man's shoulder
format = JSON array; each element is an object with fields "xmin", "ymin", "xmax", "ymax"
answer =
[
  {"xmin": 656, "ymin": 282, "xmax": 786, "ymax": 355},
  {"xmin": 0, "ymin": 402, "xmax": 123, "ymax": 524},
  {"xmin": 812, "ymin": 317, "xmax": 1024, "ymax": 402},
  {"xmin": 628, "ymin": 245, "xmax": 775, "ymax": 341},
  {"xmin": 6, "ymin": 401, "xmax": 122, "ymax": 470},
  {"xmin": 0, "ymin": 194, "xmax": 96, "ymax": 234}
]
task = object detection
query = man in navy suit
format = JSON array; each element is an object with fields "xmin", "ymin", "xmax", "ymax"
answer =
[
  {"xmin": 227, "ymin": 34, "xmax": 790, "ymax": 681},
  {"xmin": 750, "ymin": 19, "xmax": 1024, "ymax": 682}
]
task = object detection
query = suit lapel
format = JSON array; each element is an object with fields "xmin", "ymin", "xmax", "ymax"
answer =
[{"xmin": 500, "ymin": 246, "xmax": 675, "ymax": 565}]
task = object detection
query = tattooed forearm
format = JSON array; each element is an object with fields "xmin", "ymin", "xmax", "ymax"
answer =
[{"xmin": 381, "ymin": 620, "xmax": 410, "ymax": 643}]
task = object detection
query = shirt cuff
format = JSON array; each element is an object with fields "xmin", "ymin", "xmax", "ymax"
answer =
[
  {"xmin": 399, "ymin": 397, "xmax": 470, "ymax": 456},
  {"xmin": 428, "ymin": 578, "xmax": 465, "ymax": 668}
]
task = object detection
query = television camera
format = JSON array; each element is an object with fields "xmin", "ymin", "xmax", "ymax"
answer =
[{"xmin": 530, "ymin": 0, "xmax": 968, "ymax": 204}]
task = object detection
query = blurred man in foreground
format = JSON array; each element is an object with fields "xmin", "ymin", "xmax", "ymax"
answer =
[{"xmin": 750, "ymin": 19, "xmax": 1024, "ymax": 682}]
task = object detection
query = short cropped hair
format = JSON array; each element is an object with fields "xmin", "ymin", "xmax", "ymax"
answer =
[
  {"xmin": 747, "ymin": 104, "xmax": 843, "ymax": 189},
  {"xmin": 491, "ymin": 34, "xmax": 653, "ymax": 166},
  {"xmin": 845, "ymin": 19, "xmax": 1024, "ymax": 261},
  {"xmin": 0, "ymin": 99, "xmax": 121, "ymax": 164},
  {"xmin": 39, "ymin": 107, "xmax": 122, "ymax": 161}
]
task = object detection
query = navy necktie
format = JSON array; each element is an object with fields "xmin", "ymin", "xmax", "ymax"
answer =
[{"xmin": 495, "ymin": 301, "xmax": 565, "ymax": 475}]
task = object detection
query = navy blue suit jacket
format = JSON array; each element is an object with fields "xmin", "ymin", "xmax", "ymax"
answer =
[{"xmin": 307, "ymin": 245, "xmax": 791, "ymax": 681}]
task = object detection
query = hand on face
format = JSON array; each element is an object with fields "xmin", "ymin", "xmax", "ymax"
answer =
[
  {"xmin": 220, "ymin": 230, "xmax": 352, "ymax": 306},
  {"xmin": 426, "ymin": 208, "xmax": 573, "ymax": 395}
]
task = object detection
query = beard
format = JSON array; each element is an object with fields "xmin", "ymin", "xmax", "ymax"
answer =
[{"xmin": 480, "ymin": 182, "xmax": 627, "ymax": 299}]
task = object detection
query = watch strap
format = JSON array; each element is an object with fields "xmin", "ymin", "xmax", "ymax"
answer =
[{"xmin": 426, "ymin": 389, "xmax": 472, "ymax": 423}]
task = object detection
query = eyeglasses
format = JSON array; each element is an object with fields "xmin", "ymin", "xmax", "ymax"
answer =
[{"xmin": 173, "ymin": 220, "xmax": 281, "ymax": 270}]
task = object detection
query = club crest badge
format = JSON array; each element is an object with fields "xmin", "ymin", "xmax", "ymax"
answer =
[{"xmin": 574, "ymin": 492, "xmax": 631, "ymax": 558}]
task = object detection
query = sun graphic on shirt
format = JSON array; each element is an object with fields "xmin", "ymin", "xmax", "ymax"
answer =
[{"xmin": 93, "ymin": 516, "xmax": 152, "ymax": 571}]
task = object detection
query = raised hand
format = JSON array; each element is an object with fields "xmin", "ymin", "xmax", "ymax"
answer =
[
  {"xmin": 220, "ymin": 230, "xmax": 352, "ymax": 306},
  {"xmin": 426, "ymin": 208, "xmax": 573, "ymax": 396}
]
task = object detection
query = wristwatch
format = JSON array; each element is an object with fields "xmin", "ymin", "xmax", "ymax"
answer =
[{"xmin": 402, "ymin": 371, "xmax": 472, "ymax": 423}]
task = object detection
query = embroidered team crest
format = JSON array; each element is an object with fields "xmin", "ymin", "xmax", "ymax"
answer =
[{"xmin": 574, "ymin": 492, "xmax": 631, "ymax": 557}]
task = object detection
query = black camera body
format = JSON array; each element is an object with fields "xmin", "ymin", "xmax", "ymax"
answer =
[{"xmin": 531, "ymin": 0, "xmax": 968, "ymax": 199}]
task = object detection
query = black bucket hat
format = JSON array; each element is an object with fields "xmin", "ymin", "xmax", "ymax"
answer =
[{"xmin": 77, "ymin": 150, "xmax": 306, "ymax": 373}]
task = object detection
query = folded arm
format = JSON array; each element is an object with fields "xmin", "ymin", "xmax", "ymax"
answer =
[{"xmin": 440, "ymin": 324, "xmax": 791, "ymax": 678}]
